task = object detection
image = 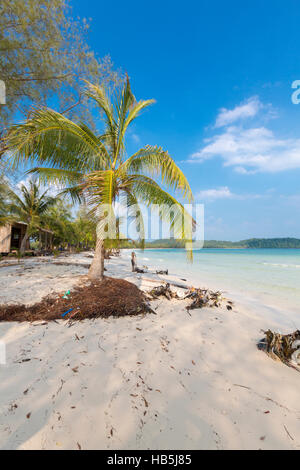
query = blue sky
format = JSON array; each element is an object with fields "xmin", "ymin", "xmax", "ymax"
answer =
[{"xmin": 71, "ymin": 0, "xmax": 300, "ymax": 240}]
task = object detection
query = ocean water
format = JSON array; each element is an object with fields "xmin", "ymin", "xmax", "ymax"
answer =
[{"xmin": 131, "ymin": 248, "xmax": 300, "ymax": 314}]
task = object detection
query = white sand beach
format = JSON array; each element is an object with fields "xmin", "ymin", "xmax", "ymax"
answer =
[{"xmin": 0, "ymin": 252, "xmax": 299, "ymax": 450}]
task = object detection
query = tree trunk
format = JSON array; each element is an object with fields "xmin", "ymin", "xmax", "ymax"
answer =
[
  {"xmin": 88, "ymin": 237, "xmax": 105, "ymax": 280},
  {"xmin": 20, "ymin": 227, "xmax": 29, "ymax": 255}
]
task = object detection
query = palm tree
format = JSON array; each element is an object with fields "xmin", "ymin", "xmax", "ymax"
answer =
[
  {"xmin": 72, "ymin": 205, "xmax": 97, "ymax": 249},
  {"xmin": 9, "ymin": 180, "xmax": 57, "ymax": 254},
  {"xmin": 42, "ymin": 199, "xmax": 75, "ymax": 248},
  {"xmin": 0, "ymin": 177, "xmax": 12, "ymax": 226},
  {"xmin": 5, "ymin": 77, "xmax": 194, "ymax": 278}
]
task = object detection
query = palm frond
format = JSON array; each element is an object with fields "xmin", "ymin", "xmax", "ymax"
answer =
[
  {"xmin": 85, "ymin": 170, "xmax": 116, "ymax": 206},
  {"xmin": 120, "ymin": 190, "xmax": 145, "ymax": 248},
  {"xmin": 113, "ymin": 76, "xmax": 135, "ymax": 164},
  {"xmin": 128, "ymin": 176, "xmax": 194, "ymax": 259},
  {"xmin": 58, "ymin": 185, "xmax": 85, "ymax": 205},
  {"xmin": 5, "ymin": 108, "xmax": 109, "ymax": 172},
  {"xmin": 27, "ymin": 167, "xmax": 84, "ymax": 187},
  {"xmin": 84, "ymin": 80, "xmax": 116, "ymax": 136},
  {"xmin": 122, "ymin": 99, "xmax": 155, "ymax": 139},
  {"xmin": 120, "ymin": 145, "xmax": 193, "ymax": 202}
]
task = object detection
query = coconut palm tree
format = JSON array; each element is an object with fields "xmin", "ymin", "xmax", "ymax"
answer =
[
  {"xmin": 9, "ymin": 180, "xmax": 57, "ymax": 253},
  {"xmin": 72, "ymin": 205, "xmax": 97, "ymax": 249},
  {"xmin": 42, "ymin": 199, "xmax": 75, "ymax": 249},
  {"xmin": 5, "ymin": 77, "xmax": 194, "ymax": 278},
  {"xmin": 0, "ymin": 177, "xmax": 12, "ymax": 226}
]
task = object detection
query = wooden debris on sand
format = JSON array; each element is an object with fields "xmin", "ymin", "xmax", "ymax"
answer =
[
  {"xmin": 148, "ymin": 283, "xmax": 233, "ymax": 311},
  {"xmin": 185, "ymin": 287, "xmax": 223, "ymax": 310},
  {"xmin": 148, "ymin": 283, "xmax": 178, "ymax": 300},
  {"xmin": 258, "ymin": 329, "xmax": 300, "ymax": 370}
]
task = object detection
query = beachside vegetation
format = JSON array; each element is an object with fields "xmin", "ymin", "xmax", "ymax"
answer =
[
  {"xmin": 0, "ymin": 177, "xmax": 12, "ymax": 226},
  {"xmin": 0, "ymin": 0, "xmax": 120, "ymax": 130},
  {"xmin": 8, "ymin": 180, "xmax": 57, "ymax": 253},
  {"xmin": 1, "ymin": 177, "xmax": 99, "ymax": 251}
]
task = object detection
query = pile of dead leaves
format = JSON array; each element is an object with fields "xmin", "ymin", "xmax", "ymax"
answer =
[
  {"xmin": 0, "ymin": 278, "xmax": 153, "ymax": 322},
  {"xmin": 258, "ymin": 329, "xmax": 300, "ymax": 371}
]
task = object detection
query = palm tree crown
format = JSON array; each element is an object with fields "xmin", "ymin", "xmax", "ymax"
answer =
[
  {"xmin": 9, "ymin": 180, "xmax": 57, "ymax": 253},
  {"xmin": 6, "ymin": 77, "xmax": 194, "ymax": 278}
]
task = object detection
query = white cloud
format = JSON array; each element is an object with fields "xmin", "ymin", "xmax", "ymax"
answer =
[
  {"xmin": 190, "ymin": 124, "xmax": 300, "ymax": 173},
  {"xmin": 15, "ymin": 175, "xmax": 62, "ymax": 197},
  {"xmin": 189, "ymin": 95, "xmax": 300, "ymax": 174},
  {"xmin": 215, "ymin": 96, "xmax": 261, "ymax": 128},
  {"xmin": 16, "ymin": 175, "xmax": 31, "ymax": 191},
  {"xmin": 196, "ymin": 186, "xmax": 233, "ymax": 200},
  {"xmin": 195, "ymin": 186, "xmax": 264, "ymax": 201}
]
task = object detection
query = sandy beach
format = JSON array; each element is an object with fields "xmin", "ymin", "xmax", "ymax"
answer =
[{"xmin": 0, "ymin": 251, "xmax": 299, "ymax": 450}]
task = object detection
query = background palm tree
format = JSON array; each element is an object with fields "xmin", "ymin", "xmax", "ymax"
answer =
[
  {"xmin": 9, "ymin": 180, "xmax": 57, "ymax": 253},
  {"xmin": 0, "ymin": 177, "xmax": 12, "ymax": 226},
  {"xmin": 6, "ymin": 77, "xmax": 194, "ymax": 278},
  {"xmin": 72, "ymin": 205, "xmax": 97, "ymax": 250},
  {"xmin": 42, "ymin": 199, "xmax": 76, "ymax": 249}
]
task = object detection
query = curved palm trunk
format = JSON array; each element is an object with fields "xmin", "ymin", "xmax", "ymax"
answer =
[
  {"xmin": 20, "ymin": 227, "xmax": 29, "ymax": 255},
  {"xmin": 88, "ymin": 236, "xmax": 105, "ymax": 280}
]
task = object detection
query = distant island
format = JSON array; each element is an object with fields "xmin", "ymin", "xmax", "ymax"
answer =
[
  {"xmin": 202, "ymin": 238, "xmax": 300, "ymax": 249},
  {"xmin": 126, "ymin": 237, "xmax": 300, "ymax": 249}
]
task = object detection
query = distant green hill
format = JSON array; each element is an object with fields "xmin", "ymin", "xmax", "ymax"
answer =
[
  {"xmin": 133, "ymin": 237, "xmax": 300, "ymax": 249},
  {"xmin": 203, "ymin": 238, "xmax": 300, "ymax": 248}
]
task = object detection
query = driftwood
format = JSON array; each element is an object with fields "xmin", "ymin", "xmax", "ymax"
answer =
[
  {"xmin": 52, "ymin": 261, "xmax": 107, "ymax": 271},
  {"xmin": 156, "ymin": 269, "xmax": 168, "ymax": 275},
  {"xmin": 147, "ymin": 282, "xmax": 234, "ymax": 312},
  {"xmin": 0, "ymin": 262, "xmax": 21, "ymax": 268},
  {"xmin": 134, "ymin": 267, "xmax": 146, "ymax": 273},
  {"xmin": 53, "ymin": 261, "xmax": 90, "ymax": 268},
  {"xmin": 142, "ymin": 277, "xmax": 187, "ymax": 290},
  {"xmin": 258, "ymin": 329, "xmax": 300, "ymax": 370},
  {"xmin": 148, "ymin": 283, "xmax": 177, "ymax": 300},
  {"xmin": 185, "ymin": 287, "xmax": 223, "ymax": 310}
]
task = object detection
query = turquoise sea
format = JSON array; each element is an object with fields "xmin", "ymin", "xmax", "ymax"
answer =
[{"xmin": 132, "ymin": 248, "xmax": 300, "ymax": 315}]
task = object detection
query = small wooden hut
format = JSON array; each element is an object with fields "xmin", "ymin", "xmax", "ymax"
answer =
[{"xmin": 0, "ymin": 222, "xmax": 53, "ymax": 254}]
